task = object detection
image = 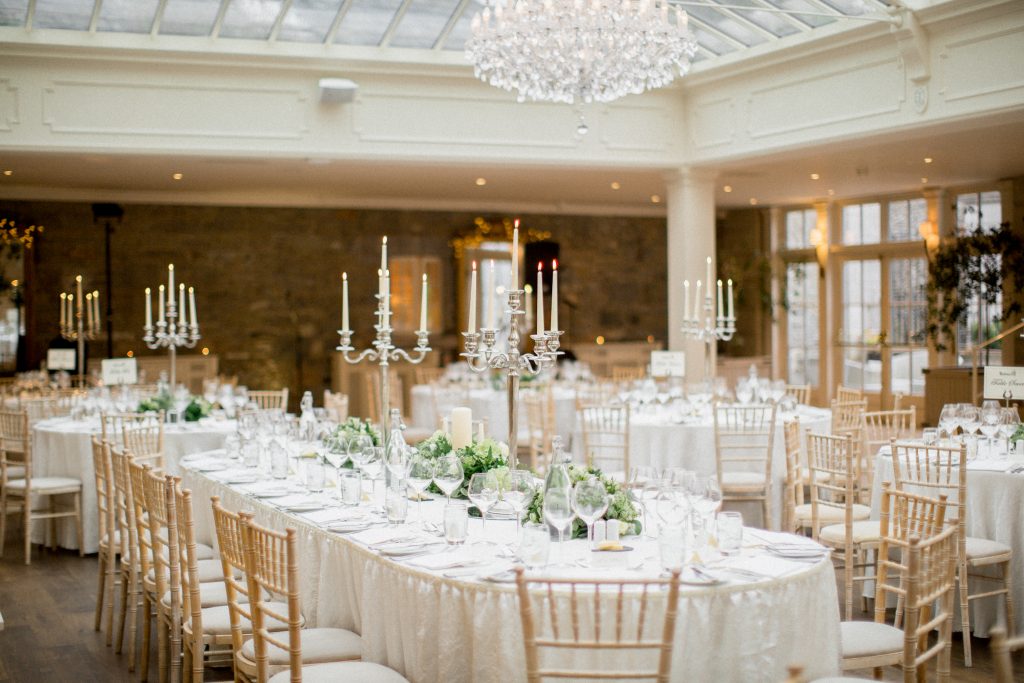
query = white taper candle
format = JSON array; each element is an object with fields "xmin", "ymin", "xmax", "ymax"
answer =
[
  {"xmin": 512, "ymin": 220, "xmax": 519, "ymax": 291},
  {"xmin": 145, "ymin": 288, "xmax": 152, "ymax": 328},
  {"xmin": 420, "ymin": 273, "xmax": 428, "ymax": 332},
  {"xmin": 551, "ymin": 260, "xmax": 558, "ymax": 332},
  {"xmin": 468, "ymin": 261, "xmax": 478, "ymax": 333},
  {"xmin": 536, "ymin": 262, "xmax": 545, "ymax": 335},
  {"xmin": 342, "ymin": 273, "xmax": 349, "ymax": 331}
]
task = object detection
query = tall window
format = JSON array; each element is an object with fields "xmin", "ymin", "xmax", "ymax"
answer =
[
  {"xmin": 785, "ymin": 262, "xmax": 819, "ymax": 386},
  {"xmin": 889, "ymin": 258, "xmax": 928, "ymax": 395},
  {"xmin": 785, "ymin": 209, "xmax": 816, "ymax": 249},
  {"xmin": 955, "ymin": 190, "xmax": 1004, "ymax": 361}
]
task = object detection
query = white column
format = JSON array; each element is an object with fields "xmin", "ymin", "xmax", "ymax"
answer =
[{"xmin": 666, "ymin": 167, "xmax": 718, "ymax": 381}]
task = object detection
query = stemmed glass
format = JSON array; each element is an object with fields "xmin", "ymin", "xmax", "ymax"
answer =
[
  {"xmin": 571, "ymin": 478, "xmax": 609, "ymax": 544},
  {"xmin": 502, "ymin": 470, "xmax": 537, "ymax": 533},
  {"xmin": 980, "ymin": 400, "xmax": 1001, "ymax": 453},
  {"xmin": 959, "ymin": 405, "xmax": 980, "ymax": 444},
  {"xmin": 433, "ymin": 454, "xmax": 464, "ymax": 504},
  {"xmin": 627, "ymin": 466, "xmax": 657, "ymax": 538},
  {"xmin": 468, "ymin": 472, "xmax": 500, "ymax": 533},
  {"xmin": 543, "ymin": 486, "xmax": 574, "ymax": 566},
  {"xmin": 999, "ymin": 407, "xmax": 1021, "ymax": 455},
  {"xmin": 938, "ymin": 404, "xmax": 957, "ymax": 440},
  {"xmin": 691, "ymin": 476, "xmax": 721, "ymax": 529},
  {"xmin": 406, "ymin": 451, "xmax": 435, "ymax": 528},
  {"xmin": 655, "ymin": 482, "xmax": 690, "ymax": 528}
]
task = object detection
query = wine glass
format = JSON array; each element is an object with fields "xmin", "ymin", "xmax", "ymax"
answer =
[
  {"xmin": 502, "ymin": 470, "xmax": 536, "ymax": 533},
  {"xmin": 640, "ymin": 475, "xmax": 663, "ymax": 538},
  {"xmin": 655, "ymin": 483, "xmax": 690, "ymax": 528},
  {"xmin": 433, "ymin": 453, "xmax": 464, "ymax": 504},
  {"xmin": 691, "ymin": 476, "xmax": 721, "ymax": 528},
  {"xmin": 999, "ymin": 407, "xmax": 1021, "ymax": 455},
  {"xmin": 571, "ymin": 478, "xmax": 609, "ymax": 544},
  {"xmin": 386, "ymin": 442, "xmax": 411, "ymax": 482},
  {"xmin": 938, "ymin": 404, "xmax": 957, "ymax": 440},
  {"xmin": 769, "ymin": 379, "xmax": 787, "ymax": 404},
  {"xmin": 980, "ymin": 400, "xmax": 1002, "ymax": 453},
  {"xmin": 406, "ymin": 451, "xmax": 435, "ymax": 528},
  {"xmin": 627, "ymin": 466, "xmax": 656, "ymax": 537},
  {"xmin": 735, "ymin": 379, "xmax": 754, "ymax": 405},
  {"xmin": 959, "ymin": 405, "xmax": 980, "ymax": 443},
  {"xmin": 468, "ymin": 472, "xmax": 500, "ymax": 533},
  {"xmin": 359, "ymin": 446, "xmax": 384, "ymax": 502},
  {"xmin": 543, "ymin": 486, "xmax": 574, "ymax": 566}
]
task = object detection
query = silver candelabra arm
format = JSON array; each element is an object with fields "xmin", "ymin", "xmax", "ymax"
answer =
[
  {"xmin": 336, "ymin": 329, "xmax": 382, "ymax": 364},
  {"xmin": 390, "ymin": 329, "xmax": 432, "ymax": 364}
]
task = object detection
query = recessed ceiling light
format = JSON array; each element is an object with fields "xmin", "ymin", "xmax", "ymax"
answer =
[
  {"xmin": 924, "ymin": 157, "xmax": 933, "ymax": 164},
  {"xmin": 475, "ymin": 177, "xmax": 487, "ymax": 186},
  {"xmin": 828, "ymin": 189, "xmax": 835, "ymax": 196},
  {"xmin": 723, "ymin": 185, "xmax": 733, "ymax": 193},
  {"xmin": 810, "ymin": 173, "xmax": 820, "ymax": 180},
  {"xmin": 749, "ymin": 198, "xmax": 758, "ymax": 206},
  {"xmin": 921, "ymin": 177, "xmax": 928, "ymax": 184},
  {"xmin": 650, "ymin": 194, "xmax": 661, "ymax": 204},
  {"xmin": 610, "ymin": 181, "xmax": 621, "ymax": 190},
  {"xmin": 2, "ymin": 170, "xmax": 12, "ymax": 176},
  {"xmin": 172, "ymin": 172, "xmax": 183, "ymax": 180}
]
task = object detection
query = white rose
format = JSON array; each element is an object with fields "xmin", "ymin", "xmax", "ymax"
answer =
[{"xmin": 498, "ymin": 442, "xmax": 509, "ymax": 459}]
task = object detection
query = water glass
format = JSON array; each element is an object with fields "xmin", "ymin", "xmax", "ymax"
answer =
[
  {"xmin": 385, "ymin": 483, "xmax": 408, "ymax": 525},
  {"xmin": 717, "ymin": 511, "xmax": 743, "ymax": 555},
  {"xmin": 518, "ymin": 523, "xmax": 551, "ymax": 569},
  {"xmin": 304, "ymin": 458, "xmax": 326, "ymax": 493},
  {"xmin": 270, "ymin": 441, "xmax": 289, "ymax": 479},
  {"xmin": 241, "ymin": 440, "xmax": 260, "ymax": 469},
  {"xmin": 658, "ymin": 525, "xmax": 687, "ymax": 571},
  {"xmin": 443, "ymin": 502, "xmax": 469, "ymax": 545},
  {"xmin": 338, "ymin": 469, "xmax": 362, "ymax": 506}
]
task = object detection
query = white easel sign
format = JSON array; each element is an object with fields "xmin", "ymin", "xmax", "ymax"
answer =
[
  {"xmin": 102, "ymin": 358, "xmax": 138, "ymax": 386},
  {"xmin": 47, "ymin": 348, "xmax": 76, "ymax": 371},
  {"xmin": 983, "ymin": 366, "xmax": 1024, "ymax": 400},
  {"xmin": 650, "ymin": 351, "xmax": 686, "ymax": 378}
]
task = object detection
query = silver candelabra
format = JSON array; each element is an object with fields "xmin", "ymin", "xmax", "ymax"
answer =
[
  {"xmin": 461, "ymin": 288, "xmax": 562, "ymax": 470},
  {"xmin": 681, "ymin": 258, "xmax": 735, "ymax": 380},
  {"xmin": 142, "ymin": 264, "xmax": 200, "ymax": 391},
  {"xmin": 59, "ymin": 275, "xmax": 101, "ymax": 386}
]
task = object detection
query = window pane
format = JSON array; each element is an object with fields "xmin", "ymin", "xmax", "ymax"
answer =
[
  {"xmin": 784, "ymin": 209, "xmax": 816, "ymax": 250},
  {"xmin": 841, "ymin": 259, "xmax": 881, "ymax": 391},
  {"xmin": 889, "ymin": 257, "xmax": 928, "ymax": 396},
  {"xmin": 842, "ymin": 202, "xmax": 881, "ymax": 245},
  {"xmin": 888, "ymin": 200, "xmax": 909, "ymax": 241},
  {"xmin": 980, "ymin": 191, "xmax": 1002, "ymax": 231},
  {"xmin": 786, "ymin": 262, "xmax": 819, "ymax": 387},
  {"xmin": 842, "ymin": 205, "xmax": 860, "ymax": 245},
  {"xmin": 955, "ymin": 191, "xmax": 1000, "ymax": 234}
]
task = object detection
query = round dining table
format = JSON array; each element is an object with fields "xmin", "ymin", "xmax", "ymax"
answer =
[
  {"xmin": 30, "ymin": 416, "xmax": 236, "ymax": 553},
  {"xmin": 182, "ymin": 451, "xmax": 841, "ymax": 682}
]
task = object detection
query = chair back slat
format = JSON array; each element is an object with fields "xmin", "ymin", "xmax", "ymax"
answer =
[
  {"xmin": 102, "ymin": 411, "xmax": 162, "ymax": 446},
  {"xmin": 248, "ymin": 389, "xmax": 290, "ymax": 412},
  {"xmin": 123, "ymin": 421, "xmax": 165, "ymax": 468},
  {"xmin": 713, "ymin": 403, "xmax": 776, "ymax": 476},
  {"xmin": 579, "ymin": 403, "xmax": 630, "ymax": 475},
  {"xmin": 90, "ymin": 437, "xmax": 114, "ymax": 541},
  {"xmin": 0, "ymin": 410, "xmax": 30, "ymax": 481},
  {"xmin": 785, "ymin": 384, "xmax": 811, "ymax": 406},
  {"xmin": 211, "ymin": 497, "xmax": 255, "ymax": 663},
  {"xmin": 781, "ymin": 419, "xmax": 802, "ymax": 532}
]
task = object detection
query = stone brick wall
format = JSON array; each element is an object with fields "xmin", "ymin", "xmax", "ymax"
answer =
[{"xmin": 11, "ymin": 200, "xmax": 668, "ymax": 404}]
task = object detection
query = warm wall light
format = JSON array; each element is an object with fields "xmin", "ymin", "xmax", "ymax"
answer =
[
  {"xmin": 918, "ymin": 219, "xmax": 939, "ymax": 253},
  {"xmin": 610, "ymin": 181, "xmax": 621, "ymax": 190},
  {"xmin": 723, "ymin": 185, "xmax": 733, "ymax": 193},
  {"xmin": 201, "ymin": 347, "xmax": 210, "ymax": 356},
  {"xmin": 126, "ymin": 350, "xmax": 134, "ymax": 358},
  {"xmin": 596, "ymin": 335, "xmax": 605, "ymax": 345},
  {"xmin": 475, "ymin": 177, "xmax": 487, "ymax": 186},
  {"xmin": 809, "ymin": 226, "xmax": 828, "ymax": 268}
]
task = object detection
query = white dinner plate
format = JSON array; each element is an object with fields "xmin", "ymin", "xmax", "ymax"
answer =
[
  {"xmin": 377, "ymin": 543, "xmax": 444, "ymax": 557},
  {"xmin": 279, "ymin": 501, "xmax": 325, "ymax": 512},
  {"xmin": 190, "ymin": 461, "xmax": 228, "ymax": 472}
]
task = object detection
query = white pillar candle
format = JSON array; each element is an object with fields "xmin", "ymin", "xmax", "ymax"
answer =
[
  {"xmin": 145, "ymin": 288, "xmax": 152, "ymax": 328},
  {"xmin": 727, "ymin": 279, "xmax": 734, "ymax": 320},
  {"xmin": 683, "ymin": 280, "xmax": 690, "ymax": 322},
  {"xmin": 717, "ymin": 279, "xmax": 724, "ymax": 323},
  {"xmin": 188, "ymin": 287, "xmax": 197, "ymax": 329},
  {"xmin": 487, "ymin": 259, "xmax": 496, "ymax": 329},
  {"xmin": 451, "ymin": 407, "xmax": 473, "ymax": 450},
  {"xmin": 76, "ymin": 275, "xmax": 83, "ymax": 317},
  {"xmin": 179, "ymin": 283, "xmax": 187, "ymax": 327},
  {"xmin": 551, "ymin": 259, "xmax": 558, "ymax": 332},
  {"xmin": 60, "ymin": 293, "xmax": 66, "ymax": 327},
  {"xmin": 420, "ymin": 273, "xmax": 428, "ymax": 332},
  {"xmin": 168, "ymin": 264, "xmax": 174, "ymax": 300},
  {"xmin": 694, "ymin": 280, "xmax": 702, "ymax": 322},
  {"xmin": 158, "ymin": 285, "xmax": 165, "ymax": 325},
  {"xmin": 536, "ymin": 262, "xmax": 545, "ymax": 335},
  {"xmin": 85, "ymin": 293, "xmax": 93, "ymax": 330},
  {"xmin": 93, "ymin": 291, "xmax": 100, "ymax": 331},
  {"xmin": 468, "ymin": 261, "xmax": 477, "ymax": 333},
  {"xmin": 512, "ymin": 220, "xmax": 519, "ymax": 291},
  {"xmin": 342, "ymin": 273, "xmax": 349, "ymax": 330}
]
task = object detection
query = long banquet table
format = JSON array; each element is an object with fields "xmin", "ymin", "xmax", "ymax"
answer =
[
  {"xmin": 182, "ymin": 452, "xmax": 842, "ymax": 682},
  {"xmin": 30, "ymin": 416, "xmax": 235, "ymax": 553}
]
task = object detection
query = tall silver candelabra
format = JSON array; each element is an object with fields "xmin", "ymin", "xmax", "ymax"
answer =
[
  {"xmin": 142, "ymin": 268, "xmax": 200, "ymax": 391},
  {"xmin": 59, "ymin": 275, "xmax": 101, "ymax": 386},
  {"xmin": 336, "ymin": 300, "xmax": 431, "ymax": 459},
  {"xmin": 681, "ymin": 287, "xmax": 735, "ymax": 381},
  {"xmin": 461, "ymin": 288, "xmax": 562, "ymax": 470}
]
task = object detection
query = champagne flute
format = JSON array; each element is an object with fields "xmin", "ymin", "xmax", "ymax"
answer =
[
  {"xmin": 543, "ymin": 486, "xmax": 574, "ymax": 566},
  {"xmin": 433, "ymin": 453, "xmax": 464, "ymax": 504},
  {"xmin": 406, "ymin": 450, "xmax": 435, "ymax": 528},
  {"xmin": 571, "ymin": 478, "xmax": 609, "ymax": 544},
  {"xmin": 468, "ymin": 472, "xmax": 499, "ymax": 534},
  {"xmin": 503, "ymin": 470, "xmax": 536, "ymax": 533}
]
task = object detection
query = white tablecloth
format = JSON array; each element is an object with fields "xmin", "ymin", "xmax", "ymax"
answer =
[
  {"xmin": 573, "ymin": 406, "xmax": 831, "ymax": 530},
  {"xmin": 871, "ymin": 451, "xmax": 1024, "ymax": 637},
  {"xmin": 182, "ymin": 462, "xmax": 841, "ymax": 683},
  {"xmin": 30, "ymin": 416, "xmax": 236, "ymax": 553},
  {"xmin": 410, "ymin": 385, "xmax": 578, "ymax": 445}
]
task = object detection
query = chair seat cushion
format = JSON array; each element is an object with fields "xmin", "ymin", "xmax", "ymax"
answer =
[
  {"xmin": 794, "ymin": 503, "xmax": 871, "ymax": 524},
  {"xmin": 269, "ymin": 662, "xmax": 409, "ymax": 683},
  {"xmin": 819, "ymin": 520, "xmax": 881, "ymax": 545},
  {"xmin": 3, "ymin": 466, "xmax": 25, "ymax": 480},
  {"xmin": 147, "ymin": 558, "xmax": 232, "ymax": 585},
  {"xmin": 240, "ymin": 627, "xmax": 362, "ymax": 665},
  {"xmin": 965, "ymin": 536, "xmax": 1012, "ymax": 561},
  {"xmin": 840, "ymin": 621, "xmax": 903, "ymax": 660},
  {"xmin": 193, "ymin": 542, "xmax": 216, "ymax": 561},
  {"xmin": 162, "ymin": 580, "xmax": 248, "ymax": 609},
  {"xmin": 5, "ymin": 476, "xmax": 81, "ymax": 492},
  {"xmin": 721, "ymin": 471, "xmax": 767, "ymax": 488},
  {"xmin": 199, "ymin": 601, "xmax": 296, "ymax": 635}
]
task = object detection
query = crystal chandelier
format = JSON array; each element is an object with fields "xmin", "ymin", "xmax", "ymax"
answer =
[{"xmin": 466, "ymin": 0, "xmax": 697, "ymax": 132}]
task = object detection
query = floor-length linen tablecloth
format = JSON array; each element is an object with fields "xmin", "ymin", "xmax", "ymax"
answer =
[
  {"xmin": 182, "ymin": 466, "xmax": 842, "ymax": 683},
  {"xmin": 871, "ymin": 452, "xmax": 1024, "ymax": 637},
  {"xmin": 29, "ymin": 417, "xmax": 235, "ymax": 553}
]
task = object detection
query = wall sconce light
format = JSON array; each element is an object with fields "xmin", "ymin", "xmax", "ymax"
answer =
[
  {"xmin": 918, "ymin": 220, "xmax": 939, "ymax": 253},
  {"xmin": 808, "ymin": 227, "xmax": 828, "ymax": 269}
]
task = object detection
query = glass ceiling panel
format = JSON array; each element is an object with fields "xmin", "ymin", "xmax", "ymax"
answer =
[
  {"xmin": 708, "ymin": 0, "xmax": 801, "ymax": 39},
  {"xmin": 691, "ymin": 26, "xmax": 737, "ymax": 56},
  {"xmin": 761, "ymin": 0, "xmax": 835, "ymax": 28},
  {"xmin": 34, "ymin": 0, "xmax": 93, "ymax": 30},
  {"xmin": 276, "ymin": 0, "xmax": 341, "ymax": 43},
  {"xmin": 0, "ymin": 1, "xmax": 29, "ymax": 26},
  {"xmin": 220, "ymin": 0, "xmax": 285, "ymax": 40},
  {"xmin": 333, "ymin": 0, "xmax": 403, "ymax": 47},
  {"xmin": 160, "ymin": 0, "xmax": 221, "ymax": 36},
  {"xmin": 388, "ymin": 0, "xmax": 461, "ymax": 49},
  {"xmin": 440, "ymin": 0, "xmax": 483, "ymax": 51},
  {"xmin": 819, "ymin": 0, "xmax": 872, "ymax": 15},
  {"xmin": 98, "ymin": 0, "xmax": 160, "ymax": 33},
  {"xmin": 687, "ymin": 6, "xmax": 769, "ymax": 48}
]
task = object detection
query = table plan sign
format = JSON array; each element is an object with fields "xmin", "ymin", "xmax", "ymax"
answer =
[
  {"xmin": 983, "ymin": 366, "xmax": 1024, "ymax": 400},
  {"xmin": 46, "ymin": 348, "xmax": 76, "ymax": 371},
  {"xmin": 650, "ymin": 351, "xmax": 685, "ymax": 378},
  {"xmin": 101, "ymin": 358, "xmax": 138, "ymax": 386}
]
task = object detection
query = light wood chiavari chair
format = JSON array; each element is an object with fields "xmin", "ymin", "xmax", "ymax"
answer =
[
  {"xmin": 805, "ymin": 432, "xmax": 876, "ymax": 621},
  {"xmin": 110, "ymin": 448, "xmax": 143, "ymax": 670},
  {"xmin": 211, "ymin": 497, "xmax": 259, "ymax": 682},
  {"xmin": 239, "ymin": 516, "xmax": 369, "ymax": 682},
  {"xmin": 102, "ymin": 411, "xmax": 162, "ymax": 447},
  {"xmin": 579, "ymin": 403, "xmax": 630, "ymax": 481},
  {"xmin": 523, "ymin": 387, "xmax": 555, "ymax": 472},
  {"xmin": 991, "ymin": 626, "xmax": 1024, "ymax": 683},
  {"xmin": 514, "ymin": 566, "xmax": 682, "ymax": 682},
  {"xmin": 321, "ymin": 390, "xmax": 348, "ymax": 423},
  {"xmin": 830, "ymin": 399, "xmax": 869, "ymax": 500},
  {"xmin": 611, "ymin": 365, "xmax": 646, "ymax": 383},
  {"xmin": 781, "ymin": 419, "xmax": 804, "ymax": 534},
  {"xmin": 785, "ymin": 384, "xmax": 811, "ymax": 406},
  {"xmin": 91, "ymin": 436, "xmax": 120, "ymax": 646},
  {"xmin": 836, "ymin": 385, "xmax": 864, "ymax": 403},
  {"xmin": 0, "ymin": 409, "xmax": 83, "ymax": 564},
  {"xmin": 123, "ymin": 420, "xmax": 166, "ymax": 469},
  {"xmin": 863, "ymin": 407, "xmax": 915, "ymax": 462},
  {"xmin": 574, "ymin": 381, "xmax": 618, "ymax": 411},
  {"xmin": 248, "ymin": 389, "xmax": 289, "ymax": 412},
  {"xmin": 141, "ymin": 467, "xmax": 181, "ymax": 683},
  {"xmin": 890, "ymin": 439, "xmax": 1015, "ymax": 667},
  {"xmin": 713, "ymin": 403, "xmax": 777, "ymax": 529},
  {"xmin": 840, "ymin": 486, "xmax": 957, "ymax": 682},
  {"xmin": 21, "ymin": 396, "xmax": 61, "ymax": 422},
  {"xmin": 128, "ymin": 458, "xmax": 161, "ymax": 680}
]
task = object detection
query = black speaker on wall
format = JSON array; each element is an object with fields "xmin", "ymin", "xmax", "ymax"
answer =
[{"xmin": 525, "ymin": 240, "xmax": 560, "ymax": 288}]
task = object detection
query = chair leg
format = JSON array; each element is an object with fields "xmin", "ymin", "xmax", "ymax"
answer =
[
  {"xmin": 0, "ymin": 488, "xmax": 7, "ymax": 557},
  {"xmin": 105, "ymin": 550, "xmax": 117, "ymax": 646},
  {"xmin": 116, "ymin": 568, "xmax": 129, "ymax": 654},
  {"xmin": 23, "ymin": 498, "xmax": 31, "ymax": 565},
  {"xmin": 140, "ymin": 594, "xmax": 152, "ymax": 682},
  {"xmin": 844, "ymin": 544, "xmax": 854, "ymax": 621},
  {"xmin": 127, "ymin": 573, "xmax": 140, "ymax": 671},
  {"xmin": 958, "ymin": 561, "xmax": 972, "ymax": 667},
  {"xmin": 48, "ymin": 497, "xmax": 56, "ymax": 552},
  {"xmin": 74, "ymin": 493, "xmax": 84, "ymax": 557},
  {"xmin": 157, "ymin": 617, "xmax": 168, "ymax": 683},
  {"xmin": 94, "ymin": 548, "xmax": 106, "ymax": 631}
]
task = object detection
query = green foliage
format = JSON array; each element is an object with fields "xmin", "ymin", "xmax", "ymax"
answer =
[
  {"xmin": 325, "ymin": 417, "xmax": 381, "ymax": 451},
  {"xmin": 417, "ymin": 431, "xmax": 509, "ymax": 499},
  {"xmin": 138, "ymin": 392, "xmax": 211, "ymax": 422},
  {"xmin": 524, "ymin": 464, "xmax": 641, "ymax": 538},
  {"xmin": 183, "ymin": 398, "xmax": 211, "ymax": 422},
  {"xmin": 1011, "ymin": 424, "xmax": 1024, "ymax": 443}
]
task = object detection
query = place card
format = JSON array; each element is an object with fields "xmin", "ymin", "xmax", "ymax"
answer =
[
  {"xmin": 983, "ymin": 366, "xmax": 1024, "ymax": 400},
  {"xmin": 650, "ymin": 351, "xmax": 685, "ymax": 378},
  {"xmin": 101, "ymin": 358, "xmax": 138, "ymax": 385},
  {"xmin": 47, "ymin": 348, "xmax": 76, "ymax": 371}
]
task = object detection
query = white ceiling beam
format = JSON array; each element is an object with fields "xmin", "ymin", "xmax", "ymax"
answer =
[
  {"xmin": 686, "ymin": 14, "xmax": 749, "ymax": 51},
  {"xmin": 88, "ymin": 0, "xmax": 103, "ymax": 33},
  {"xmin": 433, "ymin": 0, "xmax": 472, "ymax": 50},
  {"xmin": 672, "ymin": 1, "xmax": 893, "ymax": 24},
  {"xmin": 268, "ymin": 0, "xmax": 294, "ymax": 42},
  {"xmin": 701, "ymin": 2, "xmax": 778, "ymax": 41},
  {"xmin": 379, "ymin": 0, "xmax": 415, "ymax": 48},
  {"xmin": 324, "ymin": 0, "xmax": 355, "ymax": 46},
  {"xmin": 210, "ymin": 0, "xmax": 232, "ymax": 39},
  {"xmin": 25, "ymin": 0, "xmax": 37, "ymax": 32},
  {"xmin": 150, "ymin": 0, "xmax": 169, "ymax": 37},
  {"xmin": 746, "ymin": 0, "xmax": 813, "ymax": 30}
]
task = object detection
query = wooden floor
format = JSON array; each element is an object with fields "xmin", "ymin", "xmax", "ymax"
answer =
[{"xmin": 0, "ymin": 538, "xmax": 1019, "ymax": 682}]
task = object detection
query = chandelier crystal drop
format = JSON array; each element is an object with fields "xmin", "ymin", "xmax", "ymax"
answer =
[{"xmin": 465, "ymin": 0, "xmax": 698, "ymax": 108}]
